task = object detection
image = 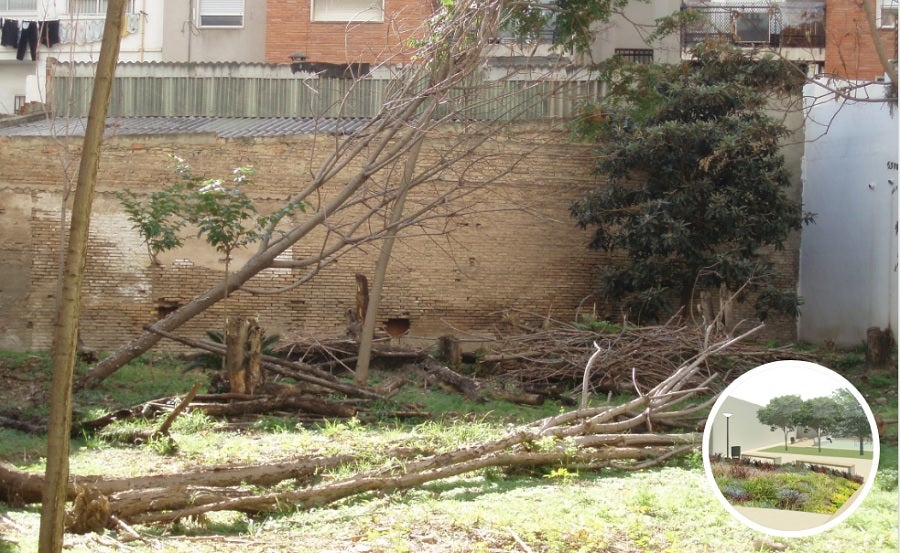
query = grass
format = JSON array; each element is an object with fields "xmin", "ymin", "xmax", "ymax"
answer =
[
  {"xmin": 0, "ymin": 346, "xmax": 897, "ymax": 552},
  {"xmin": 759, "ymin": 445, "xmax": 875, "ymax": 460}
]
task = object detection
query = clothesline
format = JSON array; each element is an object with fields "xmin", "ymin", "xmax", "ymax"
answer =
[{"xmin": 0, "ymin": 14, "xmax": 141, "ymax": 61}]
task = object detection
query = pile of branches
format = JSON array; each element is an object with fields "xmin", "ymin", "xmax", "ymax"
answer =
[
  {"xmin": 481, "ymin": 313, "xmax": 814, "ymax": 396},
  {"xmin": 0, "ymin": 326, "xmax": 759, "ymax": 533}
]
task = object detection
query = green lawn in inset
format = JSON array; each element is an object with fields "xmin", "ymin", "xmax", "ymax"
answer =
[{"xmin": 759, "ymin": 445, "xmax": 874, "ymax": 460}]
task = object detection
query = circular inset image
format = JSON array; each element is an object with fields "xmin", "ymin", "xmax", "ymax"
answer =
[{"xmin": 702, "ymin": 360, "xmax": 879, "ymax": 537}]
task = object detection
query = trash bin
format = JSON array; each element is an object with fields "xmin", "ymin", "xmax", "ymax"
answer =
[
  {"xmin": 731, "ymin": 445, "xmax": 741, "ymax": 459},
  {"xmin": 790, "ymin": 437, "xmax": 795, "ymax": 444}
]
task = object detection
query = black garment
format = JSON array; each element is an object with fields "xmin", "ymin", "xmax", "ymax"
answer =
[
  {"xmin": 1, "ymin": 18, "xmax": 18, "ymax": 48},
  {"xmin": 39, "ymin": 20, "xmax": 60, "ymax": 48},
  {"xmin": 16, "ymin": 21, "xmax": 37, "ymax": 61}
]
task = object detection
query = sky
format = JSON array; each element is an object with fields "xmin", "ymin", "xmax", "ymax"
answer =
[{"xmin": 724, "ymin": 360, "xmax": 852, "ymax": 406}]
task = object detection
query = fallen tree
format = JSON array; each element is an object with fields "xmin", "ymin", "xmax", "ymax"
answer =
[{"xmin": 0, "ymin": 324, "xmax": 761, "ymax": 533}]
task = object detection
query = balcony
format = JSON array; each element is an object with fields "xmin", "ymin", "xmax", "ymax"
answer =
[{"xmin": 682, "ymin": 1, "xmax": 825, "ymax": 55}]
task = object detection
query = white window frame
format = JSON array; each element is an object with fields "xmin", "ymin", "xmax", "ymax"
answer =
[
  {"xmin": 0, "ymin": 0, "xmax": 37, "ymax": 12},
  {"xmin": 879, "ymin": 0, "xmax": 898, "ymax": 29},
  {"xmin": 67, "ymin": 1, "xmax": 135, "ymax": 15},
  {"xmin": 198, "ymin": 0, "xmax": 245, "ymax": 28},
  {"xmin": 311, "ymin": 0, "xmax": 384, "ymax": 23}
]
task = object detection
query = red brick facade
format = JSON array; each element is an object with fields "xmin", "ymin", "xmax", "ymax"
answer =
[
  {"xmin": 826, "ymin": 0, "xmax": 898, "ymax": 80},
  {"xmin": 265, "ymin": 0, "xmax": 435, "ymax": 65}
]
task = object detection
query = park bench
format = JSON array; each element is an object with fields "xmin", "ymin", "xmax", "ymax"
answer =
[{"xmin": 740, "ymin": 453, "xmax": 782, "ymax": 465}]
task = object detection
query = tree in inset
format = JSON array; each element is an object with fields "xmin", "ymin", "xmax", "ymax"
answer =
[{"xmin": 757, "ymin": 394, "xmax": 805, "ymax": 451}]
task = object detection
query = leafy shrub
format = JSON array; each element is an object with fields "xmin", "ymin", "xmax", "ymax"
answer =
[
  {"xmin": 777, "ymin": 489, "xmax": 807, "ymax": 510},
  {"xmin": 722, "ymin": 485, "xmax": 752, "ymax": 503}
]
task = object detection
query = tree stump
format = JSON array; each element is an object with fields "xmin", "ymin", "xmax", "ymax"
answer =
[
  {"xmin": 225, "ymin": 318, "xmax": 263, "ymax": 395},
  {"xmin": 866, "ymin": 326, "xmax": 894, "ymax": 371},
  {"xmin": 438, "ymin": 335, "xmax": 461, "ymax": 367}
]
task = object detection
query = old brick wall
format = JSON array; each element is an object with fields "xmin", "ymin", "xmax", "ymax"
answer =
[
  {"xmin": 265, "ymin": 0, "xmax": 433, "ymax": 65},
  {"xmin": 0, "ymin": 124, "xmax": 800, "ymax": 354},
  {"xmin": 826, "ymin": 0, "xmax": 898, "ymax": 81}
]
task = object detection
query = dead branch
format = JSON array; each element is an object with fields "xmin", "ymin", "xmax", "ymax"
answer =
[
  {"xmin": 0, "ymin": 324, "xmax": 762, "ymax": 529},
  {"xmin": 482, "ymin": 314, "xmax": 813, "ymax": 396}
]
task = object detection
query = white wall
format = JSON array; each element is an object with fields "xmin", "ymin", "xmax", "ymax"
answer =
[
  {"xmin": 708, "ymin": 396, "xmax": 784, "ymax": 458},
  {"xmin": 799, "ymin": 79, "xmax": 899, "ymax": 346},
  {"xmin": 0, "ymin": 0, "xmax": 164, "ymax": 113}
]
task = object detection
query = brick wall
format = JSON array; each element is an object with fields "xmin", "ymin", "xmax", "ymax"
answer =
[
  {"xmin": 265, "ymin": 0, "xmax": 433, "ymax": 65},
  {"xmin": 0, "ymin": 125, "xmax": 800, "ymax": 354},
  {"xmin": 826, "ymin": 0, "xmax": 898, "ymax": 81}
]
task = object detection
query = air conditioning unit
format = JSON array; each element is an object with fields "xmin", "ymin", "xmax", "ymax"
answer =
[{"xmin": 733, "ymin": 11, "xmax": 769, "ymax": 43}]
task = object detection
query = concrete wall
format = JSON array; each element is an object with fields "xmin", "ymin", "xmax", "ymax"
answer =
[
  {"xmin": 589, "ymin": 0, "xmax": 682, "ymax": 65},
  {"xmin": 0, "ymin": 123, "xmax": 802, "ymax": 353},
  {"xmin": 162, "ymin": 0, "xmax": 267, "ymax": 63},
  {"xmin": 799, "ymin": 79, "xmax": 898, "ymax": 346},
  {"xmin": 0, "ymin": 0, "xmax": 165, "ymax": 114},
  {"xmin": 708, "ymin": 396, "xmax": 785, "ymax": 458}
]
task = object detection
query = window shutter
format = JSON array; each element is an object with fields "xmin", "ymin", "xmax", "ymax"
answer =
[{"xmin": 198, "ymin": 0, "xmax": 243, "ymax": 27}]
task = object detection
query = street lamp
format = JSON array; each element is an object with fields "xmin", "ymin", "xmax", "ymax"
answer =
[{"xmin": 722, "ymin": 413, "xmax": 733, "ymax": 458}]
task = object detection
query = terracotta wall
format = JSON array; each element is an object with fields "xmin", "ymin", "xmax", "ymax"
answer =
[
  {"xmin": 825, "ymin": 0, "xmax": 898, "ymax": 80},
  {"xmin": 265, "ymin": 0, "xmax": 433, "ymax": 65},
  {"xmin": 0, "ymin": 125, "xmax": 800, "ymax": 353}
]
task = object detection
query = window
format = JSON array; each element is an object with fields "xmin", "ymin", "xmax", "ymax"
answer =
[
  {"xmin": 615, "ymin": 48, "xmax": 653, "ymax": 64},
  {"xmin": 198, "ymin": 0, "xmax": 244, "ymax": 28},
  {"xmin": 879, "ymin": 0, "xmax": 898, "ymax": 28},
  {"xmin": 0, "ymin": 0, "xmax": 37, "ymax": 11},
  {"xmin": 68, "ymin": 1, "xmax": 135, "ymax": 15},
  {"xmin": 311, "ymin": 0, "xmax": 383, "ymax": 23}
]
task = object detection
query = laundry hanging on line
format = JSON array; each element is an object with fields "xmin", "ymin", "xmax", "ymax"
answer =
[{"xmin": 0, "ymin": 19, "xmax": 62, "ymax": 61}]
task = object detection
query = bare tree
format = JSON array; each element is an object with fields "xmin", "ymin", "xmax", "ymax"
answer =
[{"xmin": 77, "ymin": 2, "xmax": 613, "ymax": 388}]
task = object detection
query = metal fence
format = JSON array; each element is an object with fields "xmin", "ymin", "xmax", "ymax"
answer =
[
  {"xmin": 48, "ymin": 61, "xmax": 603, "ymax": 121},
  {"xmin": 682, "ymin": 1, "xmax": 826, "ymax": 49}
]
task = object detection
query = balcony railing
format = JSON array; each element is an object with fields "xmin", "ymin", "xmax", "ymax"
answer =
[{"xmin": 682, "ymin": 1, "xmax": 825, "ymax": 50}]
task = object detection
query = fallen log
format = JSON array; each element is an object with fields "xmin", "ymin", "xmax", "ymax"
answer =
[
  {"xmin": 0, "ymin": 324, "xmax": 763, "ymax": 529},
  {"xmin": 193, "ymin": 395, "xmax": 357, "ymax": 418},
  {"xmin": 145, "ymin": 326, "xmax": 382, "ymax": 400},
  {"xmin": 423, "ymin": 358, "xmax": 483, "ymax": 402}
]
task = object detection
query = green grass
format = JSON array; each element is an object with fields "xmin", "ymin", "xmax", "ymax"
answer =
[
  {"xmin": 760, "ymin": 445, "xmax": 874, "ymax": 460},
  {"xmin": 0, "ymin": 346, "xmax": 897, "ymax": 552}
]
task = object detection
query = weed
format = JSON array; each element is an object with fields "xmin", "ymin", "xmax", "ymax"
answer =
[
  {"xmin": 877, "ymin": 468, "xmax": 898, "ymax": 492},
  {"xmin": 543, "ymin": 467, "xmax": 579, "ymax": 483},
  {"xmin": 145, "ymin": 434, "xmax": 178, "ymax": 456}
]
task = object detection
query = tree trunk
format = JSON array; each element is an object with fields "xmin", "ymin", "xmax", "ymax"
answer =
[
  {"xmin": 39, "ymin": 3, "xmax": 127, "ymax": 552},
  {"xmin": 865, "ymin": 326, "xmax": 894, "ymax": 371},
  {"xmin": 355, "ymin": 137, "xmax": 426, "ymax": 385},
  {"xmin": 225, "ymin": 317, "xmax": 249, "ymax": 395},
  {"xmin": 355, "ymin": 273, "xmax": 369, "ymax": 328}
]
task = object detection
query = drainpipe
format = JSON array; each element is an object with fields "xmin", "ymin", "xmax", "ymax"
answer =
[
  {"xmin": 140, "ymin": 0, "xmax": 146, "ymax": 61},
  {"xmin": 187, "ymin": 0, "xmax": 193, "ymax": 62}
]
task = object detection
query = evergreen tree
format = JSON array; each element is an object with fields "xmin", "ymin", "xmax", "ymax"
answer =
[{"xmin": 571, "ymin": 42, "xmax": 811, "ymax": 322}]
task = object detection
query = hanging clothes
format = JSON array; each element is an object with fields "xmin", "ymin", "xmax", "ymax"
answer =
[
  {"xmin": 39, "ymin": 20, "xmax": 60, "ymax": 48},
  {"xmin": 16, "ymin": 21, "xmax": 37, "ymax": 61},
  {"xmin": 1, "ymin": 18, "xmax": 18, "ymax": 48}
]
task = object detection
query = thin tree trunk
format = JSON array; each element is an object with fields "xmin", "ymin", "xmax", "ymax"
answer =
[
  {"xmin": 39, "ymin": 3, "xmax": 127, "ymax": 551},
  {"xmin": 355, "ymin": 137, "xmax": 426, "ymax": 385}
]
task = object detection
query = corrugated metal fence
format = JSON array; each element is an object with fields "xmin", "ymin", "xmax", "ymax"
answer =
[{"xmin": 49, "ymin": 61, "xmax": 602, "ymax": 120}]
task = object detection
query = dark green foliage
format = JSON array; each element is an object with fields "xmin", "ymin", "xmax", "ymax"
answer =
[
  {"xmin": 757, "ymin": 394, "xmax": 805, "ymax": 451},
  {"xmin": 499, "ymin": 0, "xmax": 640, "ymax": 54},
  {"xmin": 185, "ymin": 330, "xmax": 281, "ymax": 372},
  {"xmin": 832, "ymin": 388, "xmax": 871, "ymax": 456},
  {"xmin": 570, "ymin": 41, "xmax": 810, "ymax": 322}
]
